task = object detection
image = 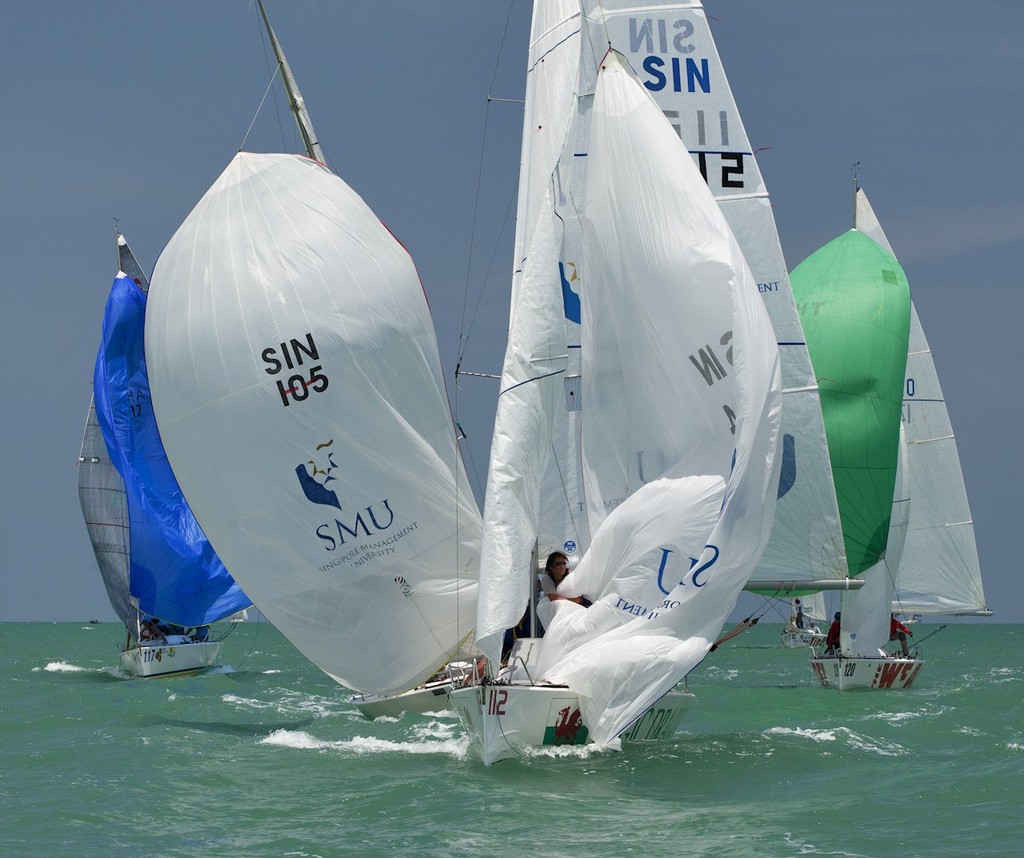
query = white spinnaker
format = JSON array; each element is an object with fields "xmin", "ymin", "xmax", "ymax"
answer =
[
  {"xmin": 588, "ymin": 0, "xmax": 845, "ymax": 588},
  {"xmin": 146, "ymin": 153, "xmax": 480, "ymax": 695},
  {"xmin": 535, "ymin": 53, "xmax": 782, "ymax": 745},
  {"xmin": 855, "ymin": 187, "xmax": 987, "ymax": 615}
]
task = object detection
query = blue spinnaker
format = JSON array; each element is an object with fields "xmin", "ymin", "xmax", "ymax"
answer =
[{"xmin": 93, "ymin": 274, "xmax": 249, "ymax": 625}]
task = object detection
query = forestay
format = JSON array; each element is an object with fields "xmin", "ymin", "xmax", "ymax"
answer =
[{"xmin": 145, "ymin": 153, "xmax": 481, "ymax": 695}]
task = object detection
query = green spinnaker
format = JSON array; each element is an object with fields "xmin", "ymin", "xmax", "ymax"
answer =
[{"xmin": 791, "ymin": 229, "xmax": 910, "ymax": 576}]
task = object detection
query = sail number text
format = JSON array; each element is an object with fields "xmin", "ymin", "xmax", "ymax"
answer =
[{"xmin": 261, "ymin": 332, "xmax": 330, "ymax": 407}]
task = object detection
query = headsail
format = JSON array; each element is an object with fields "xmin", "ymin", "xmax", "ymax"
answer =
[
  {"xmin": 574, "ymin": 2, "xmax": 846, "ymax": 595},
  {"xmin": 790, "ymin": 223, "xmax": 911, "ymax": 657},
  {"xmin": 145, "ymin": 153, "xmax": 481, "ymax": 696},
  {"xmin": 535, "ymin": 50, "xmax": 781, "ymax": 743},
  {"xmin": 81, "ymin": 231, "xmax": 249, "ymax": 634}
]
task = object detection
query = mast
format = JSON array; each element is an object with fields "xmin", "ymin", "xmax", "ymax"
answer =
[{"xmin": 256, "ymin": 0, "xmax": 325, "ymax": 164}]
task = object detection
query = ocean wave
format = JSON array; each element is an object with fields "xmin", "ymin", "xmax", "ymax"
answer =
[
  {"xmin": 765, "ymin": 725, "xmax": 907, "ymax": 757},
  {"xmin": 260, "ymin": 728, "xmax": 472, "ymax": 758}
]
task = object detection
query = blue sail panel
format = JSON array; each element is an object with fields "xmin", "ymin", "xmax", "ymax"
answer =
[{"xmin": 93, "ymin": 274, "xmax": 249, "ymax": 625}]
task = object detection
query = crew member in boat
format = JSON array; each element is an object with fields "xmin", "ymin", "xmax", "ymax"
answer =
[
  {"xmin": 794, "ymin": 599, "xmax": 805, "ymax": 629},
  {"xmin": 536, "ymin": 551, "xmax": 591, "ymax": 633},
  {"xmin": 889, "ymin": 614, "xmax": 912, "ymax": 657},
  {"xmin": 140, "ymin": 618, "xmax": 167, "ymax": 644},
  {"xmin": 824, "ymin": 612, "xmax": 841, "ymax": 656}
]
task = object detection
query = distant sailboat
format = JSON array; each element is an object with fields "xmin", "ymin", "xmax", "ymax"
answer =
[
  {"xmin": 448, "ymin": 3, "xmax": 782, "ymax": 764},
  {"xmin": 143, "ymin": 4, "xmax": 481, "ymax": 701},
  {"xmin": 79, "ymin": 231, "xmax": 250, "ymax": 678},
  {"xmin": 855, "ymin": 186, "xmax": 990, "ymax": 621},
  {"xmin": 802, "ymin": 184, "xmax": 989, "ymax": 690}
]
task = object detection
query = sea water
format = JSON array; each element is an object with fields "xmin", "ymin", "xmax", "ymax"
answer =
[{"xmin": 2, "ymin": 621, "xmax": 1021, "ymax": 857}]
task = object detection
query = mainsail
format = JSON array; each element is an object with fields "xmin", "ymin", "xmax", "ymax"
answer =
[
  {"xmin": 855, "ymin": 187, "xmax": 989, "ymax": 616},
  {"xmin": 145, "ymin": 153, "xmax": 481, "ymax": 696}
]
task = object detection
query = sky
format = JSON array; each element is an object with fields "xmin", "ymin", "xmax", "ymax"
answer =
[{"xmin": 2, "ymin": 2, "xmax": 1021, "ymax": 623}]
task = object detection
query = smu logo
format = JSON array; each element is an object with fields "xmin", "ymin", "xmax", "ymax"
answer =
[{"xmin": 296, "ymin": 439, "xmax": 343, "ymax": 510}]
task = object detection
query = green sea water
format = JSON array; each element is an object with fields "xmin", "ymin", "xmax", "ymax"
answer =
[{"xmin": 2, "ymin": 621, "xmax": 1021, "ymax": 857}]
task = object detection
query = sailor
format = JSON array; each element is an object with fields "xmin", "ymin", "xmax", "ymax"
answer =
[
  {"xmin": 824, "ymin": 612, "xmax": 841, "ymax": 656},
  {"xmin": 889, "ymin": 614, "xmax": 912, "ymax": 657},
  {"xmin": 536, "ymin": 551, "xmax": 591, "ymax": 632}
]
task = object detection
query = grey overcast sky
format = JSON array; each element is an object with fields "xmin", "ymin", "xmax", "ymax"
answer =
[{"xmin": 2, "ymin": 2, "xmax": 1020, "ymax": 622}]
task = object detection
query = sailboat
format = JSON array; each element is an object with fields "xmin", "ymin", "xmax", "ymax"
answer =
[
  {"xmin": 780, "ymin": 593, "xmax": 826, "ymax": 649},
  {"xmin": 78, "ymin": 231, "xmax": 251, "ymax": 678},
  {"xmin": 796, "ymin": 183, "xmax": 922, "ymax": 690},
  {"xmin": 802, "ymin": 185, "xmax": 989, "ymax": 690},
  {"xmin": 142, "ymin": 6, "xmax": 481, "ymax": 702},
  {"xmin": 448, "ymin": 3, "xmax": 783, "ymax": 764}
]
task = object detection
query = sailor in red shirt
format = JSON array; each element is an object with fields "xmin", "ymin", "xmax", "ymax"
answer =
[{"xmin": 889, "ymin": 614, "xmax": 912, "ymax": 657}]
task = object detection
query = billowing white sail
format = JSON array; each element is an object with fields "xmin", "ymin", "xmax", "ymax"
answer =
[
  {"xmin": 471, "ymin": 27, "xmax": 782, "ymax": 746},
  {"xmin": 582, "ymin": 2, "xmax": 845, "ymax": 592},
  {"xmin": 532, "ymin": 51, "xmax": 781, "ymax": 743},
  {"xmin": 855, "ymin": 187, "xmax": 988, "ymax": 616},
  {"xmin": 146, "ymin": 153, "xmax": 481, "ymax": 695}
]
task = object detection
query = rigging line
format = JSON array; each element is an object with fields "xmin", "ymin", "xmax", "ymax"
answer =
[
  {"xmin": 239, "ymin": 65, "xmax": 283, "ymax": 153},
  {"xmin": 458, "ymin": 183, "xmax": 518, "ymax": 371},
  {"xmin": 252, "ymin": 2, "xmax": 291, "ymax": 155},
  {"xmin": 456, "ymin": 0, "xmax": 521, "ymax": 370},
  {"xmin": 233, "ymin": 616, "xmax": 263, "ymax": 672},
  {"xmin": 547, "ymin": 435, "xmax": 584, "ymax": 554},
  {"xmin": 499, "ymin": 367, "xmax": 566, "ymax": 396}
]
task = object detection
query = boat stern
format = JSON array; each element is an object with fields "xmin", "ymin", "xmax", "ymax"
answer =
[{"xmin": 809, "ymin": 655, "xmax": 924, "ymax": 690}]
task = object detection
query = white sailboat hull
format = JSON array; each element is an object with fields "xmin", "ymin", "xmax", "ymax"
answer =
[
  {"xmin": 119, "ymin": 638, "xmax": 222, "ymax": 679},
  {"xmin": 809, "ymin": 655, "xmax": 924, "ymax": 690},
  {"xmin": 350, "ymin": 661, "xmax": 483, "ymax": 719},
  {"xmin": 351, "ymin": 681, "xmax": 458, "ymax": 720},
  {"xmin": 449, "ymin": 683, "xmax": 694, "ymax": 766},
  {"xmin": 781, "ymin": 629, "xmax": 825, "ymax": 649}
]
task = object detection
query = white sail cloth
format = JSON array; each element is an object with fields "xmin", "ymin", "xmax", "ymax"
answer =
[
  {"xmin": 580, "ymin": 0, "xmax": 845, "ymax": 592},
  {"xmin": 145, "ymin": 153, "xmax": 480, "ymax": 695},
  {"xmin": 532, "ymin": 53, "xmax": 782, "ymax": 746},
  {"xmin": 855, "ymin": 187, "xmax": 987, "ymax": 616}
]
